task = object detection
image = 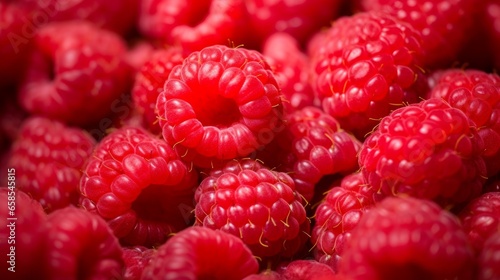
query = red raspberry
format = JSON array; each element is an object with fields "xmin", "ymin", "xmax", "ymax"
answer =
[
  {"xmin": 8, "ymin": 116, "xmax": 96, "ymax": 212},
  {"xmin": 477, "ymin": 232, "xmax": 500, "ymax": 280},
  {"xmin": 428, "ymin": 69, "xmax": 500, "ymax": 177},
  {"xmin": 312, "ymin": 172, "xmax": 375, "ymax": 272},
  {"xmin": 132, "ymin": 47, "xmax": 184, "ymax": 134},
  {"xmin": 356, "ymin": 0, "xmax": 477, "ymax": 69},
  {"xmin": 312, "ymin": 12, "xmax": 429, "ymax": 139},
  {"xmin": 244, "ymin": 0, "xmax": 343, "ymax": 47},
  {"xmin": 276, "ymin": 259, "xmax": 337, "ymax": 280},
  {"xmin": 18, "ymin": 21, "xmax": 132, "ymax": 126},
  {"xmin": 80, "ymin": 126, "xmax": 198, "ymax": 247},
  {"xmin": 142, "ymin": 226, "xmax": 259, "ymax": 280},
  {"xmin": 122, "ymin": 246, "xmax": 155, "ymax": 280},
  {"xmin": 156, "ymin": 45, "xmax": 284, "ymax": 168},
  {"xmin": 194, "ymin": 159, "xmax": 310, "ymax": 261},
  {"xmin": 256, "ymin": 106, "xmax": 362, "ymax": 202},
  {"xmin": 486, "ymin": 1, "xmax": 500, "ymax": 72},
  {"xmin": 458, "ymin": 192, "xmax": 500, "ymax": 254},
  {"xmin": 358, "ymin": 98, "xmax": 487, "ymax": 209},
  {"xmin": 43, "ymin": 206, "xmax": 124, "ymax": 279},
  {"xmin": 262, "ymin": 32, "xmax": 316, "ymax": 113},
  {"xmin": 339, "ymin": 196, "xmax": 475, "ymax": 280},
  {"xmin": 0, "ymin": 189, "xmax": 46, "ymax": 279}
]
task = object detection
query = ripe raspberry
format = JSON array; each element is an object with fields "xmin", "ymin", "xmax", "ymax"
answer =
[
  {"xmin": 428, "ymin": 69, "xmax": 500, "ymax": 177},
  {"xmin": 0, "ymin": 189, "xmax": 46, "ymax": 279},
  {"xmin": 43, "ymin": 206, "xmax": 124, "ymax": 279},
  {"xmin": 244, "ymin": 0, "xmax": 343, "ymax": 46},
  {"xmin": 262, "ymin": 32, "xmax": 316, "ymax": 113},
  {"xmin": 142, "ymin": 226, "xmax": 259, "ymax": 280},
  {"xmin": 194, "ymin": 159, "xmax": 310, "ymax": 260},
  {"xmin": 276, "ymin": 259, "xmax": 337, "ymax": 280},
  {"xmin": 256, "ymin": 106, "xmax": 362, "ymax": 202},
  {"xmin": 477, "ymin": 232, "xmax": 500, "ymax": 280},
  {"xmin": 80, "ymin": 126, "xmax": 198, "ymax": 247},
  {"xmin": 358, "ymin": 98, "xmax": 487, "ymax": 209},
  {"xmin": 312, "ymin": 12, "xmax": 429, "ymax": 139},
  {"xmin": 132, "ymin": 47, "xmax": 184, "ymax": 134},
  {"xmin": 8, "ymin": 116, "xmax": 96, "ymax": 212},
  {"xmin": 122, "ymin": 246, "xmax": 155, "ymax": 280},
  {"xmin": 458, "ymin": 192, "xmax": 500, "ymax": 254},
  {"xmin": 156, "ymin": 45, "xmax": 284, "ymax": 168},
  {"xmin": 312, "ymin": 172, "xmax": 375, "ymax": 272},
  {"xmin": 356, "ymin": 0, "xmax": 477, "ymax": 69},
  {"xmin": 18, "ymin": 21, "xmax": 132, "ymax": 126},
  {"xmin": 339, "ymin": 196, "xmax": 475, "ymax": 280}
]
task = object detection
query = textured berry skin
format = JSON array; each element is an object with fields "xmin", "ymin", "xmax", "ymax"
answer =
[
  {"xmin": 80, "ymin": 126, "xmax": 198, "ymax": 247},
  {"xmin": 194, "ymin": 159, "xmax": 310, "ymax": 260},
  {"xmin": 256, "ymin": 106, "xmax": 362, "ymax": 202},
  {"xmin": 262, "ymin": 32, "xmax": 316, "ymax": 113},
  {"xmin": 429, "ymin": 69, "xmax": 500, "ymax": 177},
  {"xmin": 340, "ymin": 196, "xmax": 475, "ymax": 280},
  {"xmin": 142, "ymin": 226, "xmax": 259, "ymax": 280},
  {"xmin": 477, "ymin": 232, "xmax": 500, "ymax": 280},
  {"xmin": 359, "ymin": 98, "xmax": 487, "ymax": 209},
  {"xmin": 312, "ymin": 12, "xmax": 429, "ymax": 139},
  {"xmin": 276, "ymin": 259, "xmax": 337, "ymax": 280},
  {"xmin": 312, "ymin": 172, "xmax": 375, "ymax": 272},
  {"xmin": 43, "ymin": 206, "xmax": 124, "ymax": 279},
  {"xmin": 8, "ymin": 116, "xmax": 96, "ymax": 212},
  {"xmin": 132, "ymin": 47, "xmax": 184, "ymax": 134},
  {"xmin": 122, "ymin": 246, "xmax": 155, "ymax": 280},
  {"xmin": 0, "ymin": 189, "xmax": 47, "ymax": 279},
  {"xmin": 157, "ymin": 45, "xmax": 284, "ymax": 168},
  {"xmin": 357, "ymin": 0, "xmax": 477, "ymax": 69},
  {"xmin": 19, "ymin": 21, "xmax": 132, "ymax": 126},
  {"xmin": 458, "ymin": 192, "xmax": 500, "ymax": 254}
]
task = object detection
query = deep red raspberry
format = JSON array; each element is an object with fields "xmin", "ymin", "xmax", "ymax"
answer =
[
  {"xmin": 428, "ymin": 69, "xmax": 500, "ymax": 177},
  {"xmin": 486, "ymin": 1, "xmax": 500, "ymax": 72},
  {"xmin": 0, "ymin": 189, "xmax": 46, "ymax": 279},
  {"xmin": 43, "ymin": 206, "xmax": 124, "ymax": 279},
  {"xmin": 356, "ymin": 0, "xmax": 477, "ymax": 69},
  {"xmin": 122, "ymin": 246, "xmax": 155, "ymax": 280},
  {"xmin": 156, "ymin": 45, "xmax": 284, "ymax": 168},
  {"xmin": 358, "ymin": 98, "xmax": 487, "ymax": 209},
  {"xmin": 80, "ymin": 126, "xmax": 198, "ymax": 247},
  {"xmin": 244, "ymin": 0, "xmax": 343, "ymax": 47},
  {"xmin": 256, "ymin": 106, "xmax": 362, "ymax": 202},
  {"xmin": 18, "ymin": 21, "xmax": 132, "ymax": 126},
  {"xmin": 262, "ymin": 32, "xmax": 316, "ymax": 113},
  {"xmin": 194, "ymin": 159, "xmax": 310, "ymax": 260},
  {"xmin": 8, "ymin": 116, "xmax": 95, "ymax": 212},
  {"xmin": 477, "ymin": 231, "xmax": 500, "ymax": 280},
  {"xmin": 311, "ymin": 12, "xmax": 429, "ymax": 139},
  {"xmin": 132, "ymin": 47, "xmax": 184, "ymax": 134},
  {"xmin": 339, "ymin": 196, "xmax": 475, "ymax": 280},
  {"xmin": 276, "ymin": 259, "xmax": 337, "ymax": 280},
  {"xmin": 142, "ymin": 226, "xmax": 259, "ymax": 280},
  {"xmin": 312, "ymin": 172, "xmax": 375, "ymax": 272},
  {"xmin": 458, "ymin": 192, "xmax": 500, "ymax": 254}
]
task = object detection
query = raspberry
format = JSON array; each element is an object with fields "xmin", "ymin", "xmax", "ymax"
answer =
[
  {"xmin": 43, "ymin": 206, "xmax": 124, "ymax": 279},
  {"xmin": 8, "ymin": 116, "xmax": 96, "ymax": 212},
  {"xmin": 477, "ymin": 232, "xmax": 500, "ymax": 280},
  {"xmin": 0, "ymin": 189, "xmax": 46, "ymax": 279},
  {"xmin": 262, "ymin": 32, "xmax": 316, "ymax": 113},
  {"xmin": 132, "ymin": 47, "xmax": 184, "ymax": 134},
  {"xmin": 156, "ymin": 45, "xmax": 284, "ymax": 168},
  {"xmin": 194, "ymin": 159, "xmax": 310, "ymax": 261},
  {"xmin": 356, "ymin": 0, "xmax": 477, "ymax": 69},
  {"xmin": 276, "ymin": 259, "xmax": 337, "ymax": 280},
  {"xmin": 142, "ymin": 226, "xmax": 259, "ymax": 280},
  {"xmin": 18, "ymin": 21, "xmax": 132, "ymax": 126},
  {"xmin": 428, "ymin": 69, "xmax": 500, "ymax": 177},
  {"xmin": 256, "ymin": 106, "xmax": 362, "ymax": 202},
  {"xmin": 486, "ymin": 1, "xmax": 500, "ymax": 72},
  {"xmin": 312, "ymin": 12, "xmax": 429, "ymax": 139},
  {"xmin": 458, "ymin": 192, "xmax": 500, "ymax": 254},
  {"xmin": 311, "ymin": 172, "xmax": 375, "ymax": 272},
  {"xmin": 122, "ymin": 246, "xmax": 155, "ymax": 280},
  {"xmin": 80, "ymin": 126, "xmax": 198, "ymax": 247},
  {"xmin": 358, "ymin": 98, "xmax": 487, "ymax": 209},
  {"xmin": 339, "ymin": 196, "xmax": 475, "ymax": 280}
]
